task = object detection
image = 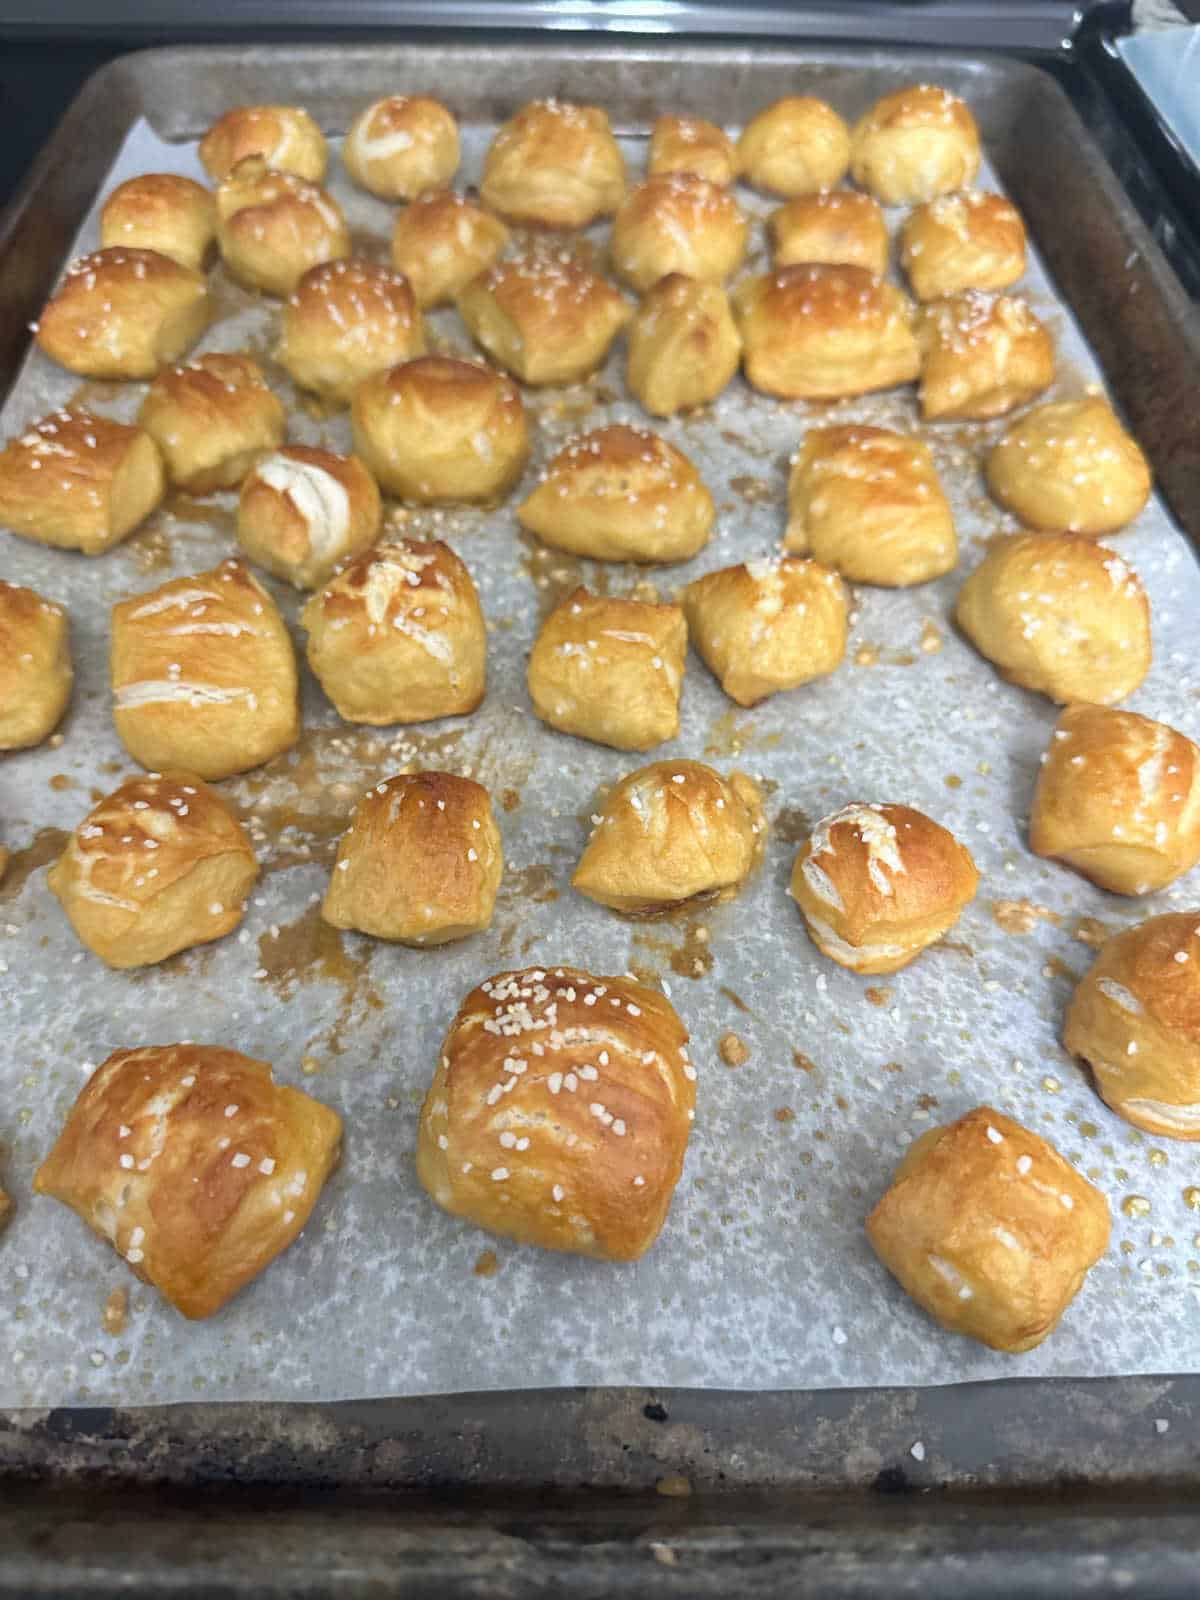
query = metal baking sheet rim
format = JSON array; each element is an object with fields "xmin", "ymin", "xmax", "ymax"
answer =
[{"xmin": 0, "ymin": 41, "xmax": 1197, "ymax": 1427}]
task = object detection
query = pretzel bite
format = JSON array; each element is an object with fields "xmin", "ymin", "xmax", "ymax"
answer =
[
  {"xmin": 351, "ymin": 355, "xmax": 528, "ymax": 503},
  {"xmin": 215, "ymin": 157, "xmax": 349, "ymax": 297},
  {"xmin": 237, "ymin": 445, "xmax": 382, "ymax": 589},
  {"xmin": 137, "ymin": 353, "xmax": 286, "ymax": 494},
  {"xmin": 389, "ymin": 189, "xmax": 509, "ymax": 309},
  {"xmin": 517, "ymin": 423, "xmax": 713, "ymax": 563},
  {"xmin": 786, "ymin": 424, "xmax": 957, "ymax": 586},
  {"xmin": 323, "ymin": 771, "xmax": 502, "ymax": 944},
  {"xmin": 986, "ymin": 397, "xmax": 1152, "ymax": 536},
  {"xmin": 343, "ymin": 95, "xmax": 460, "ymax": 200},
  {"xmin": 573, "ymin": 760, "xmax": 766, "ymax": 915},
  {"xmin": 683, "ymin": 555, "xmax": 848, "ymax": 707},
  {"xmin": 610, "ymin": 174, "xmax": 748, "ymax": 293},
  {"xmin": 48, "ymin": 773, "xmax": 258, "ymax": 970},
  {"xmin": 0, "ymin": 409, "xmax": 164, "ymax": 555},
  {"xmin": 626, "ymin": 273, "xmax": 741, "ymax": 416},
  {"xmin": 734, "ymin": 264, "xmax": 919, "ymax": 400},
  {"xmin": 100, "ymin": 174, "xmax": 217, "ymax": 272},
  {"xmin": 199, "ymin": 103, "xmax": 327, "ymax": 182},
  {"xmin": 34, "ymin": 1044, "xmax": 342, "ymax": 1319},
  {"xmin": 790, "ymin": 802, "xmax": 979, "ymax": 975},
  {"xmin": 277, "ymin": 258, "xmax": 424, "ymax": 406},
  {"xmin": 527, "ymin": 587, "xmax": 687, "ymax": 751},
  {"xmin": 456, "ymin": 256, "xmax": 631, "ymax": 387},
  {"xmin": 36, "ymin": 248, "xmax": 210, "ymax": 380},
  {"xmin": 955, "ymin": 534, "xmax": 1150, "ymax": 706},
  {"xmin": 1030, "ymin": 705, "xmax": 1200, "ymax": 896},
  {"xmin": 916, "ymin": 291, "xmax": 1054, "ymax": 421},
  {"xmin": 850, "ymin": 84, "xmax": 981, "ymax": 204},
  {"xmin": 648, "ymin": 114, "xmax": 739, "ymax": 186},
  {"xmin": 866, "ymin": 1107, "xmax": 1110, "ymax": 1352},
  {"xmin": 417, "ymin": 966, "xmax": 695, "ymax": 1259},
  {"xmin": 301, "ymin": 539, "xmax": 486, "ymax": 725},
  {"xmin": 769, "ymin": 189, "xmax": 889, "ymax": 277},
  {"xmin": 480, "ymin": 99, "xmax": 626, "ymax": 227},
  {"xmin": 899, "ymin": 191, "xmax": 1027, "ymax": 302},
  {"xmin": 737, "ymin": 97, "xmax": 851, "ymax": 196},
  {"xmin": 110, "ymin": 558, "xmax": 300, "ymax": 780},
  {"xmin": 0, "ymin": 581, "xmax": 72, "ymax": 750},
  {"xmin": 1065, "ymin": 914, "xmax": 1200, "ymax": 1140}
]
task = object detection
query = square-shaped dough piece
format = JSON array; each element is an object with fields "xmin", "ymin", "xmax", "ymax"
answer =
[
  {"xmin": 866, "ymin": 1106, "xmax": 1110, "ymax": 1353},
  {"xmin": 0, "ymin": 581, "xmax": 73, "ymax": 750},
  {"xmin": 323, "ymin": 770, "xmax": 503, "ymax": 945},
  {"xmin": 138, "ymin": 353, "xmax": 286, "ymax": 493},
  {"xmin": 683, "ymin": 555, "xmax": 847, "ymax": 707},
  {"xmin": 48, "ymin": 772, "xmax": 258, "ymax": 970},
  {"xmin": 34, "ymin": 1044, "xmax": 342, "ymax": 1320},
  {"xmin": 527, "ymin": 587, "xmax": 687, "ymax": 751},
  {"xmin": 301, "ymin": 540, "xmax": 486, "ymax": 726},
  {"xmin": 110, "ymin": 558, "xmax": 300, "ymax": 780},
  {"xmin": 0, "ymin": 409, "xmax": 164, "ymax": 555}
]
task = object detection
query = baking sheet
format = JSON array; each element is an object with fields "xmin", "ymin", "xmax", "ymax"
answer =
[{"xmin": 1, "ymin": 111, "xmax": 1198, "ymax": 1409}]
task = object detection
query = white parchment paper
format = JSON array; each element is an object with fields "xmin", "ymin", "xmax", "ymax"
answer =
[{"xmin": 1, "ymin": 116, "xmax": 1198, "ymax": 1407}]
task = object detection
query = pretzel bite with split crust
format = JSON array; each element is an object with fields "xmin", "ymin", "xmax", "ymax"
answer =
[
  {"xmin": 200, "ymin": 104, "xmax": 327, "ymax": 182},
  {"xmin": 916, "ymin": 291, "xmax": 1054, "ymax": 421},
  {"xmin": 785, "ymin": 425, "xmax": 957, "ymax": 587},
  {"xmin": 1065, "ymin": 914, "xmax": 1200, "ymax": 1140},
  {"xmin": 1029, "ymin": 705, "xmax": 1200, "ymax": 896},
  {"xmin": 986, "ymin": 397, "xmax": 1152, "ymax": 537},
  {"xmin": 527, "ymin": 587, "xmax": 687, "ymax": 752},
  {"xmin": 48, "ymin": 773, "xmax": 257, "ymax": 970},
  {"xmin": 954, "ymin": 534, "xmax": 1150, "ymax": 706},
  {"xmin": 737, "ymin": 97, "xmax": 850, "ymax": 197},
  {"xmin": 734, "ymin": 264, "xmax": 919, "ymax": 400},
  {"xmin": 866, "ymin": 1107, "xmax": 1110, "ymax": 1352},
  {"xmin": 683, "ymin": 555, "xmax": 848, "ymax": 708},
  {"xmin": 648, "ymin": 115, "xmax": 739, "ymax": 186},
  {"xmin": 390, "ymin": 190, "xmax": 509, "ymax": 309},
  {"xmin": 573, "ymin": 760, "xmax": 766, "ymax": 916},
  {"xmin": 899, "ymin": 191, "xmax": 1027, "ymax": 302},
  {"xmin": 417, "ymin": 966, "xmax": 695, "ymax": 1260},
  {"xmin": 100, "ymin": 174, "xmax": 216, "ymax": 272},
  {"xmin": 36, "ymin": 248, "xmax": 211, "ymax": 380},
  {"xmin": 278, "ymin": 259, "xmax": 424, "ymax": 406},
  {"xmin": 137, "ymin": 353, "xmax": 286, "ymax": 494},
  {"xmin": 0, "ymin": 409, "xmax": 164, "ymax": 555},
  {"xmin": 850, "ymin": 84, "xmax": 981, "ymax": 205},
  {"xmin": 34, "ymin": 1044, "xmax": 342, "ymax": 1319},
  {"xmin": 517, "ymin": 423, "xmax": 713, "ymax": 563},
  {"xmin": 611, "ymin": 174, "xmax": 747, "ymax": 293},
  {"xmin": 110, "ymin": 558, "xmax": 299, "ymax": 780},
  {"xmin": 480, "ymin": 99, "xmax": 626, "ymax": 227},
  {"xmin": 790, "ymin": 802, "xmax": 979, "ymax": 974},
  {"xmin": 626, "ymin": 274, "xmax": 741, "ymax": 416},
  {"xmin": 769, "ymin": 190, "xmax": 889, "ymax": 277},
  {"xmin": 237, "ymin": 446, "xmax": 382, "ymax": 590},
  {"xmin": 457, "ymin": 256, "xmax": 631, "ymax": 387},
  {"xmin": 351, "ymin": 355, "xmax": 528, "ymax": 504},
  {"xmin": 301, "ymin": 539, "xmax": 486, "ymax": 726},
  {"xmin": 0, "ymin": 581, "xmax": 72, "ymax": 750},
  {"xmin": 215, "ymin": 157, "xmax": 349, "ymax": 297},
  {"xmin": 343, "ymin": 95, "xmax": 459, "ymax": 200},
  {"xmin": 323, "ymin": 771, "xmax": 502, "ymax": 945}
]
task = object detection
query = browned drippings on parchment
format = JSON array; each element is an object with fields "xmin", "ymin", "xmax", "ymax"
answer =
[
  {"xmin": 103, "ymin": 1287, "xmax": 128, "ymax": 1336},
  {"xmin": 773, "ymin": 806, "xmax": 810, "ymax": 846},
  {"xmin": 1073, "ymin": 917, "xmax": 1113, "ymax": 949},
  {"xmin": 0, "ymin": 828, "xmax": 68, "ymax": 903},
  {"xmin": 992, "ymin": 899, "xmax": 1062, "ymax": 935},
  {"xmin": 729, "ymin": 474, "xmax": 774, "ymax": 504},
  {"xmin": 517, "ymin": 528, "xmax": 611, "ymax": 621},
  {"xmin": 256, "ymin": 904, "xmax": 382, "ymax": 1056},
  {"xmin": 473, "ymin": 1249, "xmax": 499, "ymax": 1278},
  {"xmin": 631, "ymin": 914, "xmax": 714, "ymax": 981}
]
